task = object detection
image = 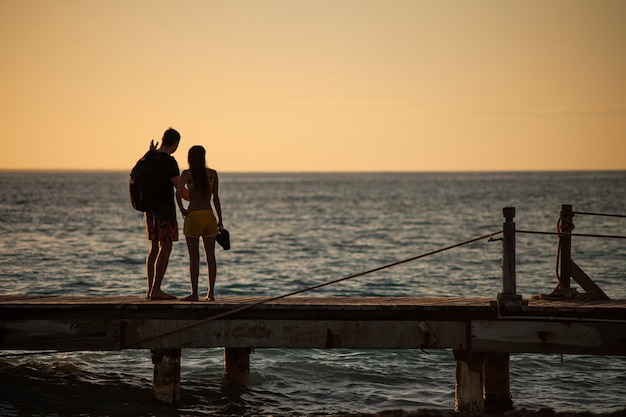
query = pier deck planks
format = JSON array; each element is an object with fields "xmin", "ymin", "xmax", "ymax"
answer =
[
  {"xmin": 1, "ymin": 294, "xmax": 625, "ymax": 316},
  {"xmin": 1, "ymin": 295, "xmax": 625, "ymax": 354}
]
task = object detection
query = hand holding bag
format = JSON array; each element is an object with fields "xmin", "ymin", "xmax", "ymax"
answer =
[{"xmin": 216, "ymin": 228, "xmax": 230, "ymax": 250}]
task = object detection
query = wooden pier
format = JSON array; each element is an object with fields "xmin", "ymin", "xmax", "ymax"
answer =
[
  {"xmin": 1, "ymin": 294, "xmax": 625, "ymax": 414},
  {"xmin": 1, "ymin": 206, "xmax": 625, "ymax": 415},
  {"xmin": 2, "ymin": 294, "xmax": 626, "ymax": 353}
]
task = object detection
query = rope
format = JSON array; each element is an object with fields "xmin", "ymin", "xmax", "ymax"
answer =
[
  {"xmin": 123, "ymin": 230, "xmax": 503, "ymax": 348},
  {"xmin": 530, "ymin": 207, "xmax": 626, "ymax": 291},
  {"xmin": 573, "ymin": 211, "xmax": 626, "ymax": 219},
  {"xmin": 516, "ymin": 230, "xmax": 626, "ymax": 239}
]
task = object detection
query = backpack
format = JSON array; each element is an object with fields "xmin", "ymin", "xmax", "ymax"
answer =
[{"xmin": 129, "ymin": 150, "xmax": 162, "ymax": 212}]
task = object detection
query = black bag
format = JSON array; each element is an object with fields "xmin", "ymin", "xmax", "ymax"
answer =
[
  {"xmin": 216, "ymin": 228, "xmax": 230, "ymax": 250},
  {"xmin": 129, "ymin": 150, "xmax": 161, "ymax": 212}
]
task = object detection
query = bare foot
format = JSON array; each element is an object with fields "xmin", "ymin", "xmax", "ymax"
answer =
[
  {"xmin": 181, "ymin": 294, "xmax": 199, "ymax": 302},
  {"xmin": 150, "ymin": 291, "xmax": 177, "ymax": 300},
  {"xmin": 204, "ymin": 294, "xmax": 216, "ymax": 302}
]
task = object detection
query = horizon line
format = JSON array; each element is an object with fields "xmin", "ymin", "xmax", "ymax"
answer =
[{"xmin": 1, "ymin": 168, "xmax": 625, "ymax": 174}]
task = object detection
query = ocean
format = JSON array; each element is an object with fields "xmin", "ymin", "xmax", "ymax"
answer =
[{"xmin": 0, "ymin": 170, "xmax": 625, "ymax": 416}]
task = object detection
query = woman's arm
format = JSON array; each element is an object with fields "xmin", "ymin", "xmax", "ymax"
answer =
[
  {"xmin": 211, "ymin": 170, "xmax": 223, "ymax": 228},
  {"xmin": 176, "ymin": 171, "xmax": 189, "ymax": 216}
]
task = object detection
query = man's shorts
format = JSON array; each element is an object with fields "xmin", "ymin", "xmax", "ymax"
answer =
[
  {"xmin": 146, "ymin": 210, "xmax": 179, "ymax": 242},
  {"xmin": 183, "ymin": 210, "xmax": 218, "ymax": 238}
]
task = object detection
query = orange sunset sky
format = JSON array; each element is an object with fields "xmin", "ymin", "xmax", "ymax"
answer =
[{"xmin": 1, "ymin": 0, "xmax": 625, "ymax": 172}]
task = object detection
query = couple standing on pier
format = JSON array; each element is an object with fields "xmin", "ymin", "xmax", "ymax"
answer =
[{"xmin": 142, "ymin": 128, "xmax": 224, "ymax": 302}]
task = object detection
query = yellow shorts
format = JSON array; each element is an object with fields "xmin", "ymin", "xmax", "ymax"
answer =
[{"xmin": 183, "ymin": 210, "xmax": 218, "ymax": 238}]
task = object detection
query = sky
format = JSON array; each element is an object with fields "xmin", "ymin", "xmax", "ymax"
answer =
[{"xmin": 1, "ymin": 0, "xmax": 625, "ymax": 172}]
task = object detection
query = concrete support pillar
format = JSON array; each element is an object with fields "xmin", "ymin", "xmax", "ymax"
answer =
[
  {"xmin": 484, "ymin": 352, "xmax": 513, "ymax": 412},
  {"xmin": 454, "ymin": 350, "xmax": 484, "ymax": 415},
  {"xmin": 151, "ymin": 348, "xmax": 181, "ymax": 404},
  {"xmin": 224, "ymin": 347, "xmax": 251, "ymax": 384}
]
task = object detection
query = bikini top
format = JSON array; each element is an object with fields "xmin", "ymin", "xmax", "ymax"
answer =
[{"xmin": 188, "ymin": 169, "xmax": 214, "ymax": 191}]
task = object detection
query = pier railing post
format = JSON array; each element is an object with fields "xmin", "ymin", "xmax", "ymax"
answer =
[
  {"xmin": 498, "ymin": 207, "xmax": 524, "ymax": 307},
  {"xmin": 558, "ymin": 204, "xmax": 573, "ymax": 289},
  {"xmin": 501, "ymin": 207, "xmax": 516, "ymax": 296}
]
